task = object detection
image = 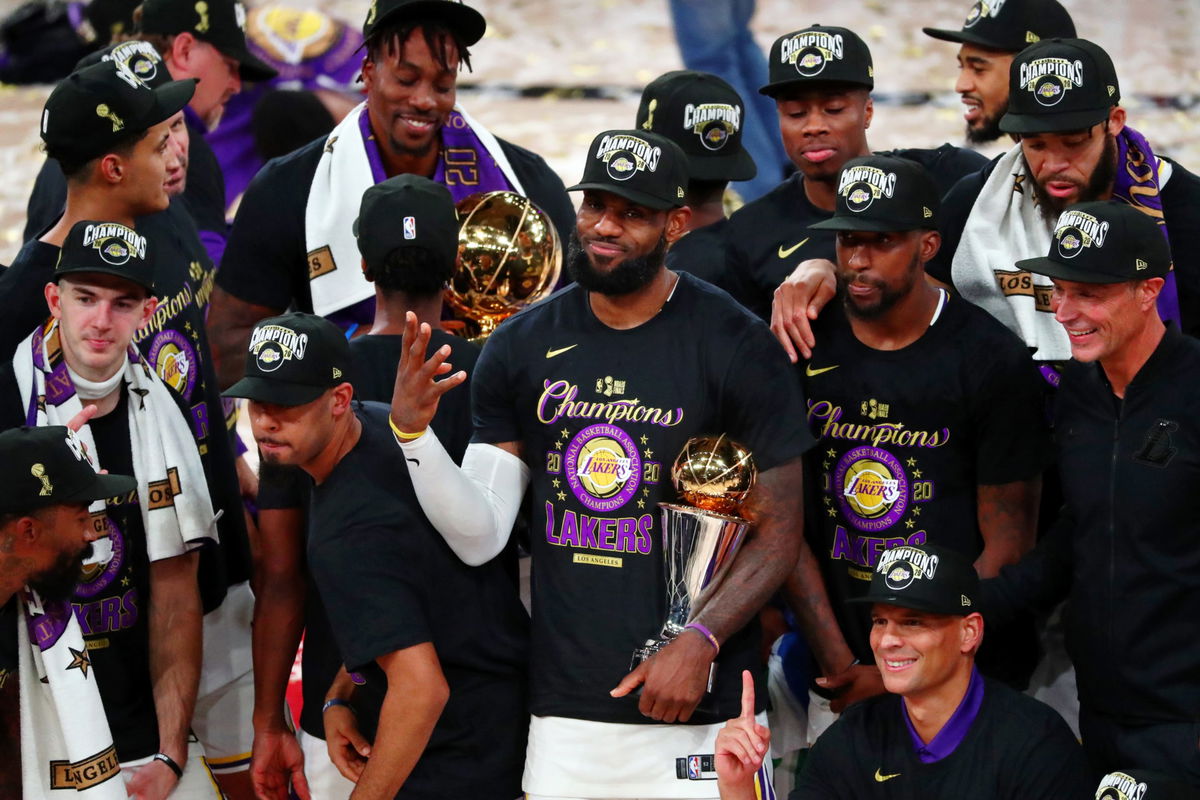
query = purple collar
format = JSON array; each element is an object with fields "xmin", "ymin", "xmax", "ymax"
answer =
[{"xmin": 902, "ymin": 667, "xmax": 984, "ymax": 763}]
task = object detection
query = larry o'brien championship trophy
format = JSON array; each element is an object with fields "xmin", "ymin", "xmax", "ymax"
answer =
[
  {"xmin": 446, "ymin": 191, "xmax": 561, "ymax": 341},
  {"xmin": 632, "ymin": 435, "xmax": 757, "ymax": 692}
]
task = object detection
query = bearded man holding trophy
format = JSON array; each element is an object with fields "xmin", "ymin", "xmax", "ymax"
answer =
[{"xmin": 389, "ymin": 128, "xmax": 852, "ymax": 800}]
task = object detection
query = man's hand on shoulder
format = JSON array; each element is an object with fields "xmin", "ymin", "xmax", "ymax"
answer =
[
  {"xmin": 771, "ymin": 258, "xmax": 838, "ymax": 362},
  {"xmin": 816, "ymin": 662, "xmax": 886, "ymax": 714},
  {"xmin": 609, "ymin": 627, "xmax": 716, "ymax": 723}
]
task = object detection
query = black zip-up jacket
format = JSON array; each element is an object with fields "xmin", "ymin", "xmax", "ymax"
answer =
[{"xmin": 983, "ymin": 324, "xmax": 1200, "ymax": 724}]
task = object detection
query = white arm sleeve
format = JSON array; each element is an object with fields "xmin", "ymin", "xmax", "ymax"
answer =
[{"xmin": 396, "ymin": 428, "xmax": 529, "ymax": 566}]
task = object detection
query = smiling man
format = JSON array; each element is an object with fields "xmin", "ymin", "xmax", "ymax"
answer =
[
  {"xmin": 790, "ymin": 155, "xmax": 1048, "ymax": 729},
  {"xmin": 716, "ymin": 544, "xmax": 1088, "ymax": 800},
  {"xmin": 207, "ymin": 0, "xmax": 572, "ymax": 387},
  {"xmin": 717, "ymin": 24, "xmax": 985, "ymax": 320},
  {"xmin": 984, "ymin": 201, "xmax": 1200, "ymax": 784},
  {"xmin": 388, "ymin": 129, "xmax": 821, "ymax": 799},
  {"xmin": 922, "ymin": 0, "xmax": 1075, "ymax": 145}
]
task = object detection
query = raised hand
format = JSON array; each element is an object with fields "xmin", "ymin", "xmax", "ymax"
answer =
[
  {"xmin": 389, "ymin": 311, "xmax": 467, "ymax": 436},
  {"xmin": 714, "ymin": 670, "xmax": 770, "ymax": 800}
]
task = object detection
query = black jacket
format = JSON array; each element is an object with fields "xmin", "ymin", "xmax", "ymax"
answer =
[{"xmin": 984, "ymin": 325, "xmax": 1200, "ymax": 724}]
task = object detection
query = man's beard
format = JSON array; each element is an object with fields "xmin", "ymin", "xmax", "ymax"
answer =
[
  {"xmin": 836, "ymin": 250, "xmax": 922, "ymax": 320},
  {"xmin": 1028, "ymin": 134, "xmax": 1118, "ymax": 221},
  {"xmin": 567, "ymin": 231, "xmax": 667, "ymax": 296},
  {"xmin": 27, "ymin": 543, "xmax": 90, "ymax": 601},
  {"xmin": 965, "ymin": 102, "xmax": 1006, "ymax": 145}
]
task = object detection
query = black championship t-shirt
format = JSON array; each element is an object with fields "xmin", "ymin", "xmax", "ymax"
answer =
[
  {"xmin": 217, "ymin": 133, "xmax": 575, "ymax": 314},
  {"xmin": 724, "ymin": 145, "xmax": 988, "ymax": 320},
  {"xmin": 0, "ymin": 207, "xmax": 251, "ymax": 609},
  {"xmin": 472, "ymin": 271, "xmax": 815, "ymax": 725},
  {"xmin": 665, "ymin": 217, "xmax": 744, "ymax": 302},
  {"xmin": 802, "ymin": 295, "xmax": 1049, "ymax": 663},
  {"xmin": 308, "ymin": 403, "xmax": 529, "ymax": 800},
  {"xmin": 792, "ymin": 678, "xmax": 1089, "ymax": 799},
  {"xmin": 929, "ymin": 155, "xmax": 1200, "ymax": 339}
]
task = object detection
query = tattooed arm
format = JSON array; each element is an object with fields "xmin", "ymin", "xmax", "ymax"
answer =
[
  {"xmin": 610, "ymin": 459, "xmax": 803, "ymax": 723},
  {"xmin": 975, "ymin": 478, "xmax": 1041, "ymax": 579}
]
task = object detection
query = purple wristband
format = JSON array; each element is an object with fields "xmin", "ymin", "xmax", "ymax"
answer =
[{"xmin": 684, "ymin": 622, "xmax": 720, "ymax": 654}]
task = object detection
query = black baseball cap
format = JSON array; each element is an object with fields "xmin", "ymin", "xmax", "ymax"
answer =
[
  {"xmin": 849, "ymin": 544, "xmax": 979, "ymax": 616},
  {"xmin": 1016, "ymin": 201, "xmax": 1171, "ymax": 284},
  {"xmin": 809, "ymin": 155, "xmax": 940, "ymax": 233},
  {"xmin": 225, "ymin": 313, "xmax": 352, "ymax": 406},
  {"xmin": 1096, "ymin": 770, "xmax": 1197, "ymax": 800},
  {"xmin": 636, "ymin": 70, "xmax": 756, "ymax": 183},
  {"xmin": 42, "ymin": 60, "xmax": 195, "ymax": 165},
  {"xmin": 355, "ymin": 174, "xmax": 459, "ymax": 271},
  {"xmin": 1000, "ymin": 38, "xmax": 1120, "ymax": 134},
  {"xmin": 567, "ymin": 130, "xmax": 689, "ymax": 211},
  {"xmin": 139, "ymin": 0, "xmax": 277, "ymax": 81},
  {"xmin": 923, "ymin": 0, "xmax": 1076, "ymax": 52},
  {"xmin": 76, "ymin": 41, "xmax": 171, "ymax": 90},
  {"xmin": 56, "ymin": 220, "xmax": 155, "ymax": 292},
  {"xmin": 0, "ymin": 426, "xmax": 135, "ymax": 514},
  {"xmin": 362, "ymin": 0, "xmax": 486, "ymax": 45},
  {"xmin": 760, "ymin": 25, "xmax": 873, "ymax": 97}
]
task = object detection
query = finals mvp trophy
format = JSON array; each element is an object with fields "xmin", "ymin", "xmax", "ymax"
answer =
[{"xmin": 632, "ymin": 435, "xmax": 756, "ymax": 692}]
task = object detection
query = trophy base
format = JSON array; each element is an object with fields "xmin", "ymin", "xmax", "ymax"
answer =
[{"xmin": 631, "ymin": 638, "xmax": 717, "ymax": 693}]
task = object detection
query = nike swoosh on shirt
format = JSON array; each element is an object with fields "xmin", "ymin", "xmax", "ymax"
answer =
[
  {"xmin": 874, "ymin": 768, "xmax": 901, "ymax": 783},
  {"xmin": 805, "ymin": 364, "xmax": 839, "ymax": 377},
  {"xmin": 777, "ymin": 238, "xmax": 810, "ymax": 259},
  {"xmin": 546, "ymin": 345, "xmax": 578, "ymax": 359},
  {"xmin": 406, "ymin": 458, "xmax": 420, "ymax": 467}
]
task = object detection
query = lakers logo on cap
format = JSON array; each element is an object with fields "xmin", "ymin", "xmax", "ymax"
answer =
[
  {"xmin": 683, "ymin": 103, "xmax": 740, "ymax": 151},
  {"xmin": 1054, "ymin": 209, "xmax": 1109, "ymax": 259},
  {"xmin": 80, "ymin": 223, "xmax": 146, "ymax": 267},
  {"xmin": 837, "ymin": 165, "xmax": 897, "ymax": 213},
  {"xmin": 594, "ymin": 133, "xmax": 662, "ymax": 182},
  {"xmin": 1019, "ymin": 57, "xmax": 1085, "ymax": 107},
  {"xmin": 963, "ymin": 0, "xmax": 1008, "ymax": 28},
  {"xmin": 248, "ymin": 324, "xmax": 309, "ymax": 373},
  {"xmin": 780, "ymin": 30, "xmax": 845, "ymax": 78},
  {"xmin": 877, "ymin": 546, "xmax": 940, "ymax": 589}
]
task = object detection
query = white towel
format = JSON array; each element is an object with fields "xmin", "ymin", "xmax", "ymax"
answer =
[
  {"xmin": 950, "ymin": 144, "xmax": 1067, "ymax": 361},
  {"xmin": 20, "ymin": 591, "xmax": 126, "ymax": 798},
  {"xmin": 303, "ymin": 101, "xmax": 524, "ymax": 316},
  {"xmin": 13, "ymin": 320, "xmax": 218, "ymax": 562}
]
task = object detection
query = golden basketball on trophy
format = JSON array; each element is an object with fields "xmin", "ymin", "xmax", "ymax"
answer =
[
  {"xmin": 446, "ymin": 191, "xmax": 561, "ymax": 340},
  {"xmin": 672, "ymin": 434, "xmax": 757, "ymax": 515}
]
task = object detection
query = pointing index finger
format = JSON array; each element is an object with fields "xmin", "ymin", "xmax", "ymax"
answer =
[{"xmin": 739, "ymin": 669, "xmax": 755, "ymax": 721}]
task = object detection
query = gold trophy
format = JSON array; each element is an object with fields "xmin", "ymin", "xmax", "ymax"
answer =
[
  {"xmin": 631, "ymin": 435, "xmax": 757, "ymax": 691},
  {"xmin": 446, "ymin": 191, "xmax": 561, "ymax": 341}
]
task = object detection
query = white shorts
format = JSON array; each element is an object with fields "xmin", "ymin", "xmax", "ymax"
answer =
[
  {"xmin": 193, "ymin": 581, "xmax": 255, "ymax": 774},
  {"xmin": 120, "ymin": 737, "xmax": 222, "ymax": 799},
  {"xmin": 523, "ymin": 714, "xmax": 774, "ymax": 799},
  {"xmin": 297, "ymin": 727, "xmax": 355, "ymax": 800}
]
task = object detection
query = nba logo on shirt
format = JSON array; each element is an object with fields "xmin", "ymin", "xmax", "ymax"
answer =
[
  {"xmin": 688, "ymin": 756, "xmax": 702, "ymax": 779},
  {"xmin": 403, "ymin": 216, "xmax": 416, "ymax": 240}
]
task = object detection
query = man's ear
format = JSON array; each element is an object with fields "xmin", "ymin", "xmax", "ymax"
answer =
[
  {"xmin": 862, "ymin": 94, "xmax": 874, "ymax": 130},
  {"xmin": 45, "ymin": 281, "xmax": 63, "ymax": 321},
  {"xmin": 1136, "ymin": 276, "xmax": 1165, "ymax": 312},
  {"xmin": 1107, "ymin": 106, "xmax": 1127, "ymax": 139},
  {"xmin": 960, "ymin": 612, "xmax": 985, "ymax": 654},
  {"xmin": 331, "ymin": 382, "xmax": 355, "ymax": 416},
  {"xmin": 919, "ymin": 230, "xmax": 942, "ymax": 263},
  {"xmin": 664, "ymin": 206, "xmax": 693, "ymax": 244}
]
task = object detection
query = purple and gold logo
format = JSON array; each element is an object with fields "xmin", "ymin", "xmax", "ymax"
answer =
[
  {"xmin": 565, "ymin": 423, "xmax": 642, "ymax": 513},
  {"xmin": 148, "ymin": 330, "xmax": 197, "ymax": 401},
  {"xmin": 834, "ymin": 446, "xmax": 909, "ymax": 532}
]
